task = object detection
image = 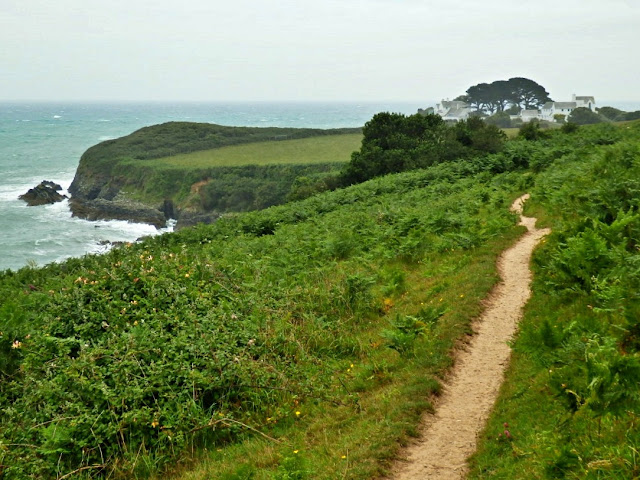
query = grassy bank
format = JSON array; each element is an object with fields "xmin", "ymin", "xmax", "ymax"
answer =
[
  {"xmin": 114, "ymin": 134, "xmax": 362, "ymax": 212},
  {"xmin": 69, "ymin": 123, "xmax": 361, "ymax": 216},
  {"xmin": 3, "ymin": 120, "xmax": 639, "ymax": 479},
  {"xmin": 1, "ymin": 157, "xmax": 526, "ymax": 478},
  {"xmin": 470, "ymin": 122, "xmax": 640, "ymax": 479}
]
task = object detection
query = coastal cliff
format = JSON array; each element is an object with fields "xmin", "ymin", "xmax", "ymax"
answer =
[{"xmin": 68, "ymin": 122, "xmax": 360, "ymax": 228}]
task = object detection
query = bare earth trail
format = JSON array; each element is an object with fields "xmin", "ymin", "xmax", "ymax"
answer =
[{"xmin": 390, "ymin": 194, "xmax": 551, "ymax": 480}]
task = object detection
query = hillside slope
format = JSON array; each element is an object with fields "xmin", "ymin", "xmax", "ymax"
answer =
[
  {"xmin": 68, "ymin": 122, "xmax": 360, "ymax": 227},
  {"xmin": 470, "ymin": 121, "xmax": 640, "ymax": 479},
  {"xmin": 2, "ymin": 121, "xmax": 639, "ymax": 479}
]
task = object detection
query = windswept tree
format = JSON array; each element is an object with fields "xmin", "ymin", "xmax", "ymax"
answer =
[
  {"xmin": 463, "ymin": 77, "xmax": 552, "ymax": 114},
  {"xmin": 567, "ymin": 107, "xmax": 604, "ymax": 125},
  {"xmin": 508, "ymin": 77, "xmax": 552, "ymax": 110}
]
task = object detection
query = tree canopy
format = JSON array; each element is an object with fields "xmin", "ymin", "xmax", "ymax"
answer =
[
  {"xmin": 567, "ymin": 107, "xmax": 605, "ymax": 125},
  {"xmin": 460, "ymin": 78, "xmax": 552, "ymax": 114},
  {"xmin": 340, "ymin": 113, "xmax": 506, "ymax": 184}
]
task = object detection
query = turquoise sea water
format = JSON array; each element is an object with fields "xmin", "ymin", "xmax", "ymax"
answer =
[{"xmin": 0, "ymin": 101, "xmax": 424, "ymax": 272}]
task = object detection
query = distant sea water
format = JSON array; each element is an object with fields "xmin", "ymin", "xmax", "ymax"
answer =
[{"xmin": 0, "ymin": 101, "xmax": 425, "ymax": 272}]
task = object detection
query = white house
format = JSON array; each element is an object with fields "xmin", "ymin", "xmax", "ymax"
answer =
[
  {"xmin": 424, "ymin": 94, "xmax": 596, "ymax": 123},
  {"xmin": 539, "ymin": 94, "xmax": 597, "ymax": 122},
  {"xmin": 433, "ymin": 100, "xmax": 471, "ymax": 122}
]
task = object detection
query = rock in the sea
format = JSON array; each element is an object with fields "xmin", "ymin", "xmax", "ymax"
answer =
[{"xmin": 19, "ymin": 181, "xmax": 67, "ymax": 206}]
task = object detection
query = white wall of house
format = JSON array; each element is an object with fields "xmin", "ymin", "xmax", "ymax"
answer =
[
  {"xmin": 434, "ymin": 100, "xmax": 470, "ymax": 122},
  {"xmin": 429, "ymin": 94, "xmax": 596, "ymax": 124}
]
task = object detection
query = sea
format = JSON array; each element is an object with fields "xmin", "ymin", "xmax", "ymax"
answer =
[{"xmin": 0, "ymin": 101, "xmax": 427, "ymax": 272}]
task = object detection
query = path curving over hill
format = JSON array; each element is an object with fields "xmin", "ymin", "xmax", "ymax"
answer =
[{"xmin": 391, "ymin": 193, "xmax": 551, "ymax": 480}]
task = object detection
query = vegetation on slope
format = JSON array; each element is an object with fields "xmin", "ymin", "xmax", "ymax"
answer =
[
  {"xmin": 339, "ymin": 113, "xmax": 507, "ymax": 185},
  {"xmin": 76, "ymin": 122, "xmax": 360, "ymax": 172},
  {"xmin": 469, "ymin": 121, "xmax": 640, "ymax": 479},
  {"xmin": 68, "ymin": 123, "xmax": 361, "ymax": 220},
  {"xmin": 2, "ymin": 117, "xmax": 639, "ymax": 479},
  {"xmin": 1, "ymin": 137, "xmax": 538, "ymax": 478},
  {"xmin": 113, "ymin": 134, "xmax": 361, "ymax": 212}
]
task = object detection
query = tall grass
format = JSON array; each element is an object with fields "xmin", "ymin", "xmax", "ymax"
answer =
[{"xmin": 469, "ymin": 121, "xmax": 640, "ymax": 479}]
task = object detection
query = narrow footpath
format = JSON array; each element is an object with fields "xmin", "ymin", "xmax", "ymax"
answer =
[{"xmin": 391, "ymin": 194, "xmax": 551, "ymax": 480}]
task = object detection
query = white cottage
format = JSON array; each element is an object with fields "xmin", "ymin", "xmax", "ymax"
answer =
[
  {"xmin": 434, "ymin": 100, "xmax": 471, "ymax": 122},
  {"xmin": 540, "ymin": 94, "xmax": 597, "ymax": 122}
]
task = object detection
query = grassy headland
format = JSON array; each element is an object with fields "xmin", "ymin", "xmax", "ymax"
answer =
[
  {"xmin": 68, "ymin": 123, "xmax": 362, "ymax": 224},
  {"xmin": 2, "ymin": 118, "xmax": 640, "ymax": 479},
  {"xmin": 137, "ymin": 134, "xmax": 362, "ymax": 169}
]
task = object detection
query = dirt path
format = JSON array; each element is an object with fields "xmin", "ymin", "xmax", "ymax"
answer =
[{"xmin": 390, "ymin": 194, "xmax": 550, "ymax": 480}]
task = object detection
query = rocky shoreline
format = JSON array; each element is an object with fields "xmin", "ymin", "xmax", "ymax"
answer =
[{"xmin": 68, "ymin": 195, "xmax": 219, "ymax": 230}]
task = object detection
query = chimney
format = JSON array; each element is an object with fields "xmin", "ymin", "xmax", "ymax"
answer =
[{"xmin": 571, "ymin": 94, "xmax": 576, "ymax": 101}]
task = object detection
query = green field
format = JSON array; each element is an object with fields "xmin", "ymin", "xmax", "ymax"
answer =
[{"xmin": 135, "ymin": 134, "xmax": 363, "ymax": 169}]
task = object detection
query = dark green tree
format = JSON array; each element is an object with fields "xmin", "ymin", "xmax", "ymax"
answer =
[
  {"xmin": 465, "ymin": 83, "xmax": 493, "ymax": 113},
  {"xmin": 340, "ymin": 113, "xmax": 506, "ymax": 185},
  {"xmin": 490, "ymin": 80, "xmax": 513, "ymax": 112},
  {"xmin": 597, "ymin": 106, "xmax": 625, "ymax": 121},
  {"xmin": 518, "ymin": 119, "xmax": 548, "ymax": 141},
  {"xmin": 508, "ymin": 77, "xmax": 552, "ymax": 109},
  {"xmin": 624, "ymin": 111, "xmax": 640, "ymax": 121},
  {"xmin": 464, "ymin": 78, "xmax": 551, "ymax": 114},
  {"xmin": 485, "ymin": 112, "xmax": 512, "ymax": 128},
  {"xmin": 567, "ymin": 107, "xmax": 604, "ymax": 125}
]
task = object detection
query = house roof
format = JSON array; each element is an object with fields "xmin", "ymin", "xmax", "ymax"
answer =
[
  {"xmin": 441, "ymin": 100, "xmax": 468, "ymax": 109},
  {"xmin": 554, "ymin": 102, "xmax": 578, "ymax": 109},
  {"xmin": 443, "ymin": 106, "xmax": 468, "ymax": 118},
  {"xmin": 575, "ymin": 96, "xmax": 595, "ymax": 103}
]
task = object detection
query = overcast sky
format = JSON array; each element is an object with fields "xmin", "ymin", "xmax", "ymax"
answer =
[{"xmin": 2, "ymin": 0, "xmax": 639, "ymax": 103}]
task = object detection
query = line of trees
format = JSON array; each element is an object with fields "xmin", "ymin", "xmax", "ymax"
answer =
[
  {"xmin": 455, "ymin": 77, "xmax": 552, "ymax": 115},
  {"xmin": 340, "ymin": 113, "xmax": 506, "ymax": 184}
]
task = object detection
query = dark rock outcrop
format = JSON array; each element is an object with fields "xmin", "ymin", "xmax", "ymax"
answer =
[
  {"xmin": 19, "ymin": 181, "xmax": 67, "ymax": 206},
  {"xmin": 69, "ymin": 197, "xmax": 167, "ymax": 228},
  {"xmin": 174, "ymin": 211, "xmax": 220, "ymax": 230}
]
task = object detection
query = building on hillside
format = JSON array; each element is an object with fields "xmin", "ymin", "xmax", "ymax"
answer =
[
  {"xmin": 539, "ymin": 94, "xmax": 597, "ymax": 122},
  {"xmin": 433, "ymin": 100, "xmax": 471, "ymax": 122},
  {"xmin": 423, "ymin": 94, "xmax": 596, "ymax": 123}
]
